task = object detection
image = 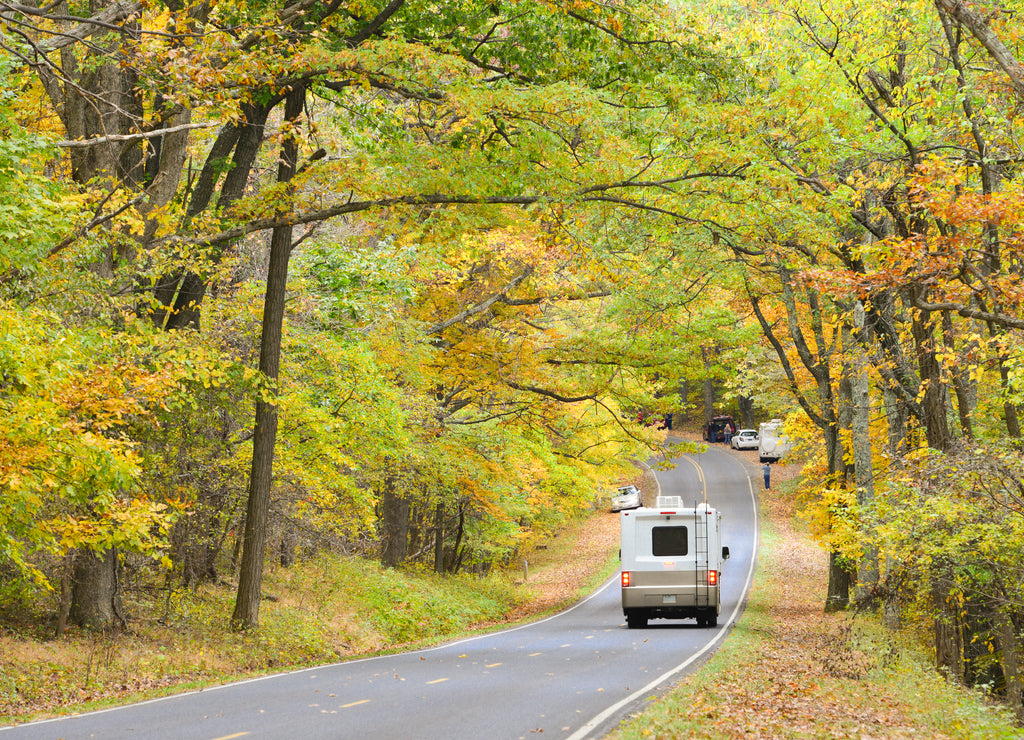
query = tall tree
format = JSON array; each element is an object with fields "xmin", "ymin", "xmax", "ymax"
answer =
[{"xmin": 230, "ymin": 84, "xmax": 305, "ymax": 629}]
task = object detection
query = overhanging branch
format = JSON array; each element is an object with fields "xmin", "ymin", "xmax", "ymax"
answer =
[{"xmin": 913, "ymin": 296, "xmax": 1024, "ymax": 331}]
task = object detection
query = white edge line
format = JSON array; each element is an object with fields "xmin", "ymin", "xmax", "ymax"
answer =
[
  {"xmin": 565, "ymin": 454, "xmax": 761, "ymax": 740},
  {"xmin": 2, "ymin": 568, "xmax": 620, "ymax": 732},
  {"xmin": 6, "ymin": 455, "xmax": 654, "ymax": 731},
  {"xmin": 5, "ymin": 451, "xmax": 754, "ymax": 736}
]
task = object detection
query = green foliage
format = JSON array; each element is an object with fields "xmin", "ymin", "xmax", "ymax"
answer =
[
  {"xmin": 608, "ymin": 496, "xmax": 1022, "ymax": 740},
  {"xmin": 871, "ymin": 444, "xmax": 1024, "ymax": 624},
  {"xmin": 0, "ymin": 302, "xmax": 267, "ymax": 591},
  {"xmin": 328, "ymin": 557, "xmax": 519, "ymax": 644},
  {"xmin": 0, "ymin": 56, "xmax": 74, "ymax": 275}
]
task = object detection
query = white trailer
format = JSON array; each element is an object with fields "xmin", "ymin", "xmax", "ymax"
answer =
[
  {"xmin": 758, "ymin": 418, "xmax": 791, "ymax": 464},
  {"xmin": 619, "ymin": 497, "xmax": 730, "ymax": 628}
]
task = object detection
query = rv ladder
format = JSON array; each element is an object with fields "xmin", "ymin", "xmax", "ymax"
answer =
[{"xmin": 693, "ymin": 502, "xmax": 710, "ymax": 608}]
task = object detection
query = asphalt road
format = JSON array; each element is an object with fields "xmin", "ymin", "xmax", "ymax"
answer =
[{"xmin": 1, "ymin": 441, "xmax": 759, "ymax": 740}]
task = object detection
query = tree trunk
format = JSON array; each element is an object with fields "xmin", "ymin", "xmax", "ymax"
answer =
[
  {"xmin": 850, "ymin": 304, "xmax": 878, "ymax": 602},
  {"xmin": 998, "ymin": 358, "xmax": 1022, "ymax": 438},
  {"xmin": 911, "ymin": 300, "xmax": 953, "ymax": 451},
  {"xmin": 230, "ymin": 85, "xmax": 304, "ymax": 631},
  {"xmin": 156, "ymin": 101, "xmax": 275, "ymax": 330},
  {"xmin": 942, "ymin": 311, "xmax": 975, "ymax": 440},
  {"xmin": 433, "ymin": 502, "xmax": 445, "ymax": 574},
  {"xmin": 50, "ymin": 5, "xmax": 142, "ymax": 630},
  {"xmin": 380, "ymin": 478, "xmax": 410, "ymax": 568},
  {"xmin": 736, "ymin": 395, "xmax": 754, "ymax": 430},
  {"xmin": 407, "ymin": 504, "xmax": 422, "ymax": 559},
  {"xmin": 749, "ymin": 280, "xmax": 853, "ymax": 611},
  {"xmin": 933, "ymin": 0, "xmax": 1024, "ymax": 97},
  {"xmin": 279, "ymin": 529, "xmax": 296, "ymax": 568},
  {"xmin": 701, "ymin": 346, "xmax": 715, "ymax": 423},
  {"xmin": 448, "ymin": 504, "xmax": 467, "ymax": 574},
  {"xmin": 55, "ymin": 551, "xmax": 75, "ymax": 637},
  {"xmin": 934, "ymin": 579, "xmax": 966, "ymax": 683},
  {"xmin": 171, "ymin": 488, "xmax": 230, "ymax": 587},
  {"xmin": 69, "ymin": 549, "xmax": 125, "ymax": 631},
  {"xmin": 677, "ymin": 380, "xmax": 689, "ymax": 423},
  {"xmin": 882, "ymin": 384, "xmax": 907, "ymax": 459},
  {"xmin": 838, "ymin": 357, "xmax": 855, "ymax": 475},
  {"xmin": 825, "ymin": 551, "xmax": 853, "ymax": 613},
  {"xmin": 995, "ymin": 612, "xmax": 1024, "ymax": 722}
]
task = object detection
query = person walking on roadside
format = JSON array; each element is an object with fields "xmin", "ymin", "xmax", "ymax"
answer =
[{"xmin": 762, "ymin": 462, "xmax": 771, "ymax": 490}]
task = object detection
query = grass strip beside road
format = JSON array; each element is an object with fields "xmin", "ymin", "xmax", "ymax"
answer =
[
  {"xmin": 0, "ymin": 510, "xmax": 622, "ymax": 725},
  {"xmin": 2, "ymin": 466, "xmax": 1021, "ymax": 736}
]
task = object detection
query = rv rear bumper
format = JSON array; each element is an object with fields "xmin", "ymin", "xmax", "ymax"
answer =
[{"xmin": 621, "ymin": 586, "xmax": 720, "ymax": 613}]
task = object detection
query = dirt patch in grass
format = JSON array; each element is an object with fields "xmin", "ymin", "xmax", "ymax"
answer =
[{"xmin": 498, "ymin": 510, "xmax": 622, "ymax": 622}]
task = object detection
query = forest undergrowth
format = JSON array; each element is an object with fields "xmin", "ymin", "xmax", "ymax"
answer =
[
  {"xmin": 0, "ymin": 498, "xmax": 623, "ymax": 725},
  {"xmin": 2, "ymin": 449, "xmax": 1022, "ymax": 737}
]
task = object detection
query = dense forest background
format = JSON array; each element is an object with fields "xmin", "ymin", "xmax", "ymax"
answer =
[{"xmin": 2, "ymin": 0, "xmax": 1024, "ymax": 720}]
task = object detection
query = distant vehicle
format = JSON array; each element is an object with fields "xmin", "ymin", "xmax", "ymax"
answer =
[
  {"xmin": 619, "ymin": 497, "xmax": 730, "ymax": 628},
  {"xmin": 611, "ymin": 485, "xmax": 642, "ymax": 512},
  {"xmin": 731, "ymin": 429, "xmax": 759, "ymax": 450},
  {"xmin": 703, "ymin": 415, "xmax": 736, "ymax": 443},
  {"xmin": 758, "ymin": 419, "xmax": 791, "ymax": 463},
  {"xmin": 635, "ymin": 410, "xmax": 671, "ymax": 429}
]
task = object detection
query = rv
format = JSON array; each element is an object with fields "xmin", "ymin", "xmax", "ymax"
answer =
[
  {"xmin": 758, "ymin": 418, "xmax": 791, "ymax": 463},
  {"xmin": 619, "ymin": 497, "xmax": 730, "ymax": 628}
]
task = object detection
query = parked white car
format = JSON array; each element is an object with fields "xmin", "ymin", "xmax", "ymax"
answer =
[
  {"xmin": 731, "ymin": 429, "xmax": 759, "ymax": 450},
  {"xmin": 611, "ymin": 485, "xmax": 642, "ymax": 512}
]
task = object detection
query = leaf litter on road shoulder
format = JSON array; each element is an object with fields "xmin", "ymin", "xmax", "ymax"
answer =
[{"xmin": 608, "ymin": 459, "xmax": 1020, "ymax": 740}]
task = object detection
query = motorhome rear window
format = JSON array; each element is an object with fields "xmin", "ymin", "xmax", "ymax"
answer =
[{"xmin": 652, "ymin": 526, "xmax": 688, "ymax": 556}]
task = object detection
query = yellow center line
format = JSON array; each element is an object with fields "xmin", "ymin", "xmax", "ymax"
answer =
[
  {"xmin": 427, "ymin": 678, "xmax": 448, "ymax": 684},
  {"xmin": 680, "ymin": 455, "xmax": 708, "ymax": 503},
  {"xmin": 341, "ymin": 699, "xmax": 371, "ymax": 708},
  {"xmin": 528, "ymin": 652, "xmax": 542, "ymax": 656},
  {"xmin": 211, "ymin": 734, "xmax": 250, "ymax": 740},
  {"xmin": 486, "ymin": 663, "xmax": 502, "ymax": 667}
]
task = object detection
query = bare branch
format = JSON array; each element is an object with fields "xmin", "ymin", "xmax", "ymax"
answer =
[
  {"xmin": 424, "ymin": 267, "xmax": 535, "ymax": 336},
  {"xmin": 56, "ymin": 121, "xmax": 215, "ymax": 148},
  {"xmin": 913, "ymin": 295, "xmax": 1024, "ymax": 331},
  {"xmin": 1, "ymin": 0, "xmax": 142, "ymax": 57},
  {"xmin": 933, "ymin": 0, "xmax": 1024, "ymax": 97}
]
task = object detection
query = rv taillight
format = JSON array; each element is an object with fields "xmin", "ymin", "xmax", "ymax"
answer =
[
  {"xmin": 621, "ymin": 571, "xmax": 631, "ymax": 587},
  {"xmin": 707, "ymin": 570, "xmax": 718, "ymax": 586}
]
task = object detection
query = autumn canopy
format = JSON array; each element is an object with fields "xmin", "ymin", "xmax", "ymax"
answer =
[{"xmin": 2, "ymin": 0, "xmax": 1024, "ymax": 720}]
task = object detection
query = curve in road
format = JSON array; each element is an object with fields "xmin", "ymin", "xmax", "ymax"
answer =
[
  {"xmin": 569, "ymin": 442, "xmax": 759, "ymax": 738},
  {"xmin": 1, "ymin": 443, "xmax": 759, "ymax": 740}
]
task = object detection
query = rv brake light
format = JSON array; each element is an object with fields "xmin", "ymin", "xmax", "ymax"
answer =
[
  {"xmin": 659, "ymin": 511, "xmax": 675, "ymax": 515},
  {"xmin": 621, "ymin": 571, "xmax": 631, "ymax": 587},
  {"xmin": 707, "ymin": 570, "xmax": 718, "ymax": 586}
]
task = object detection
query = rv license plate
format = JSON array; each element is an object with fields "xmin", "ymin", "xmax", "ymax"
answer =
[{"xmin": 662, "ymin": 595, "xmax": 676, "ymax": 604}]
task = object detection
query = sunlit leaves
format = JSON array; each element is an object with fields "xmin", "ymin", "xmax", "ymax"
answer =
[
  {"xmin": 0, "ymin": 56, "xmax": 76, "ymax": 275},
  {"xmin": 0, "ymin": 304, "xmax": 262, "ymax": 589}
]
